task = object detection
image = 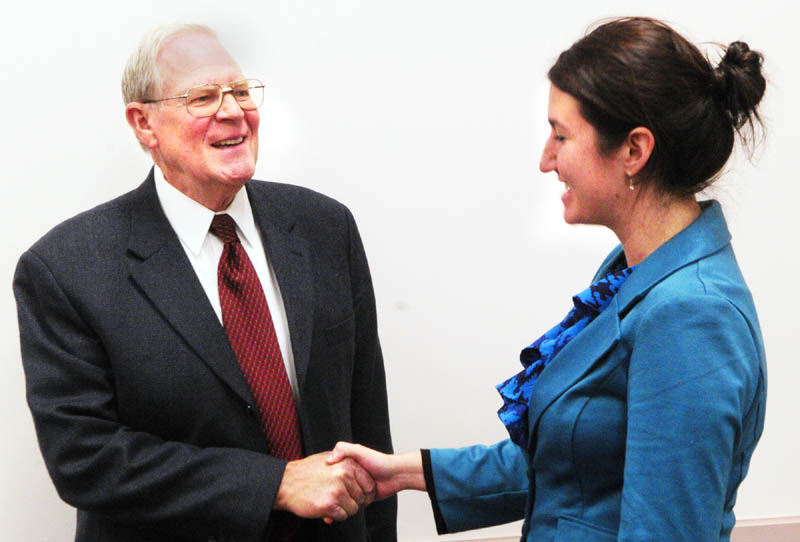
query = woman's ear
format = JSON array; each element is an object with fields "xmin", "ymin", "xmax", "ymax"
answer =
[
  {"xmin": 125, "ymin": 103, "xmax": 159, "ymax": 149},
  {"xmin": 624, "ymin": 126, "xmax": 655, "ymax": 177}
]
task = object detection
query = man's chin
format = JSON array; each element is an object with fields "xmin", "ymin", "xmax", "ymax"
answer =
[{"xmin": 216, "ymin": 164, "xmax": 256, "ymax": 186}]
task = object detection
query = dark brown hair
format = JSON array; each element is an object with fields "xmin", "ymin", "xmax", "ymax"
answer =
[{"xmin": 548, "ymin": 17, "xmax": 766, "ymax": 196}]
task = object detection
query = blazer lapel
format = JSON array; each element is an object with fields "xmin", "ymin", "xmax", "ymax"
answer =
[
  {"xmin": 126, "ymin": 173, "xmax": 255, "ymax": 405},
  {"xmin": 246, "ymin": 182, "xmax": 314, "ymax": 394},
  {"xmin": 527, "ymin": 298, "xmax": 624, "ymax": 439}
]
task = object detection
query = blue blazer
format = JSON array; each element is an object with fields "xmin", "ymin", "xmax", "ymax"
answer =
[{"xmin": 427, "ymin": 201, "xmax": 766, "ymax": 542}]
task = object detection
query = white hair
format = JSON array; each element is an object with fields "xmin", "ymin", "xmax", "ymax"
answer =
[{"xmin": 121, "ymin": 23, "xmax": 217, "ymax": 105}]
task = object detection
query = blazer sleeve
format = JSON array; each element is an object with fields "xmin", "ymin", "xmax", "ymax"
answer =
[
  {"xmin": 343, "ymin": 207, "xmax": 398, "ymax": 540},
  {"xmin": 426, "ymin": 439, "xmax": 528, "ymax": 534},
  {"xmin": 619, "ymin": 294, "xmax": 764, "ymax": 541},
  {"xmin": 14, "ymin": 248, "xmax": 284, "ymax": 542}
]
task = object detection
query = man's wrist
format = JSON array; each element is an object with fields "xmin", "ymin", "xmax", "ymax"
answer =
[{"xmin": 273, "ymin": 459, "xmax": 295, "ymax": 511}]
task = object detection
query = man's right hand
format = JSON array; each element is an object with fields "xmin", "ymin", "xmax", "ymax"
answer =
[{"xmin": 273, "ymin": 451, "xmax": 377, "ymax": 522}]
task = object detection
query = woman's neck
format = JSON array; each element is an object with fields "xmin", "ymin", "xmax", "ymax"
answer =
[{"xmin": 616, "ymin": 191, "xmax": 702, "ymax": 267}]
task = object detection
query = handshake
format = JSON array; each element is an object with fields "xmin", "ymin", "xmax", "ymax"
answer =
[{"xmin": 274, "ymin": 443, "xmax": 425, "ymax": 523}]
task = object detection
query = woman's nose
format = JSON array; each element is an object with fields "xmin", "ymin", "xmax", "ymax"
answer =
[{"xmin": 539, "ymin": 140, "xmax": 556, "ymax": 173}]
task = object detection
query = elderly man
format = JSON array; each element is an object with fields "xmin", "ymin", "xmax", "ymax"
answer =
[{"xmin": 13, "ymin": 24, "xmax": 395, "ymax": 542}]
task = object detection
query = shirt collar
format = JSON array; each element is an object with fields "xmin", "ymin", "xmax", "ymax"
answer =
[{"xmin": 153, "ymin": 165, "xmax": 260, "ymax": 255}]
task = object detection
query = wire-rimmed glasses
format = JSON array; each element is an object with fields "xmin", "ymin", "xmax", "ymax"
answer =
[{"xmin": 143, "ymin": 78, "xmax": 265, "ymax": 118}]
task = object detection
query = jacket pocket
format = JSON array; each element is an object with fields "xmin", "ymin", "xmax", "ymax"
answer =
[{"xmin": 555, "ymin": 515, "xmax": 617, "ymax": 541}]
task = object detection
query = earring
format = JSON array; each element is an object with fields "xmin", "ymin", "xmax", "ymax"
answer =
[{"xmin": 628, "ymin": 176, "xmax": 636, "ymax": 191}]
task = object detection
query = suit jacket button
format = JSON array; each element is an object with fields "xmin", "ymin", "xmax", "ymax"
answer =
[{"xmin": 246, "ymin": 404, "xmax": 255, "ymax": 417}]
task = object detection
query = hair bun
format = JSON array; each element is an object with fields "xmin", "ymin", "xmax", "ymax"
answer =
[{"xmin": 711, "ymin": 41, "xmax": 766, "ymax": 128}]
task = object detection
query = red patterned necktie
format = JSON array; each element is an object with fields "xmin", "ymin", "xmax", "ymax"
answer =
[{"xmin": 210, "ymin": 214, "xmax": 304, "ymax": 461}]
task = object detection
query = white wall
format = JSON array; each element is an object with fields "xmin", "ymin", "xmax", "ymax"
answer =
[{"xmin": 2, "ymin": 1, "xmax": 797, "ymax": 540}]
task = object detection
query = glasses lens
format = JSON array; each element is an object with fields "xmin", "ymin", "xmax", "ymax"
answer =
[
  {"xmin": 186, "ymin": 85, "xmax": 221, "ymax": 117},
  {"xmin": 233, "ymin": 79, "xmax": 264, "ymax": 110}
]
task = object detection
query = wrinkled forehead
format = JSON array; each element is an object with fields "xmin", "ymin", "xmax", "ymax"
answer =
[{"xmin": 157, "ymin": 32, "xmax": 244, "ymax": 95}]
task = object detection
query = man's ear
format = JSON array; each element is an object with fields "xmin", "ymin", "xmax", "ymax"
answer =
[
  {"xmin": 624, "ymin": 126, "xmax": 655, "ymax": 177},
  {"xmin": 125, "ymin": 103, "xmax": 158, "ymax": 149}
]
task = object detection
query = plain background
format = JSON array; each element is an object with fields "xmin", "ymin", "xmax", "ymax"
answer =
[{"xmin": 2, "ymin": 1, "xmax": 797, "ymax": 540}]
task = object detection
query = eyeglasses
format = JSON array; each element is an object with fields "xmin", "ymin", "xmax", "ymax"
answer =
[{"xmin": 143, "ymin": 78, "xmax": 265, "ymax": 118}]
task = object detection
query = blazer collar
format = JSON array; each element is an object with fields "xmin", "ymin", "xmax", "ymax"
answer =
[
  {"xmin": 126, "ymin": 170, "xmax": 171, "ymax": 259},
  {"xmin": 526, "ymin": 201, "xmax": 732, "ymax": 445},
  {"xmin": 612, "ymin": 200, "xmax": 731, "ymax": 316}
]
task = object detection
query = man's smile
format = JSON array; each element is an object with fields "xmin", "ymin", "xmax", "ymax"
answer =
[{"xmin": 211, "ymin": 136, "xmax": 245, "ymax": 148}]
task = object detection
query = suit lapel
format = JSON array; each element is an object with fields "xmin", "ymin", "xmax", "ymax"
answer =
[
  {"xmin": 126, "ymin": 173, "xmax": 255, "ymax": 405},
  {"xmin": 246, "ymin": 182, "xmax": 314, "ymax": 394}
]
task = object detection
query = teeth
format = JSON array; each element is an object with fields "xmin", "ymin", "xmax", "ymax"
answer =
[
  {"xmin": 565, "ymin": 184, "xmax": 571, "ymax": 191},
  {"xmin": 212, "ymin": 137, "xmax": 244, "ymax": 147}
]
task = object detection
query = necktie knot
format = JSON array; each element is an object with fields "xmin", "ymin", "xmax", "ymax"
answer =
[{"xmin": 210, "ymin": 214, "xmax": 239, "ymax": 244}]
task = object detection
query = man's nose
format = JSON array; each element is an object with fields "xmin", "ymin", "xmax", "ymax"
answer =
[{"xmin": 215, "ymin": 92, "xmax": 245, "ymax": 119}]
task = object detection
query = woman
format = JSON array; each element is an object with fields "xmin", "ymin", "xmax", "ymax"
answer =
[{"xmin": 331, "ymin": 17, "xmax": 767, "ymax": 541}]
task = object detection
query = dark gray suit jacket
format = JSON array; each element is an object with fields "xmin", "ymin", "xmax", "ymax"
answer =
[{"xmin": 14, "ymin": 171, "xmax": 396, "ymax": 542}]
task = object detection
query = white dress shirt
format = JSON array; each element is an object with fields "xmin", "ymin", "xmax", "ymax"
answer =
[{"xmin": 153, "ymin": 166, "xmax": 299, "ymax": 399}]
